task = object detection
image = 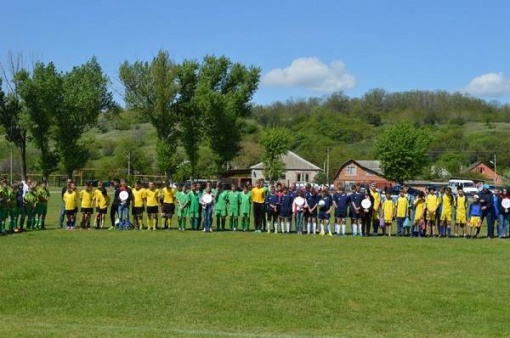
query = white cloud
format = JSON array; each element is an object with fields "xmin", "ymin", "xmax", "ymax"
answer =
[
  {"xmin": 464, "ymin": 72, "xmax": 510, "ymax": 96},
  {"xmin": 261, "ymin": 57, "xmax": 356, "ymax": 93}
]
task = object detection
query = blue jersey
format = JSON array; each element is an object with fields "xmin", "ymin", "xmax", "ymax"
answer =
[
  {"xmin": 279, "ymin": 194, "xmax": 293, "ymax": 218},
  {"xmin": 265, "ymin": 193, "xmax": 279, "ymax": 208},
  {"xmin": 469, "ymin": 202, "xmax": 482, "ymax": 217},
  {"xmin": 333, "ymin": 192, "xmax": 350, "ymax": 216},
  {"xmin": 318, "ymin": 194, "xmax": 333, "ymax": 213}
]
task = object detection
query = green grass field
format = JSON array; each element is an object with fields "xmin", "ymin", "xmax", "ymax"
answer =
[{"xmin": 1, "ymin": 196, "xmax": 509, "ymax": 337}]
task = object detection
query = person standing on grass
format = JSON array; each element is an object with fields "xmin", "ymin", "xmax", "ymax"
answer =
[
  {"xmin": 131, "ymin": 181, "xmax": 145, "ymax": 230},
  {"xmin": 62, "ymin": 182, "xmax": 78, "ymax": 230},
  {"xmin": 479, "ymin": 185, "xmax": 495, "ymax": 238},
  {"xmin": 58, "ymin": 178, "xmax": 73, "ymax": 229},
  {"xmin": 78, "ymin": 182, "xmax": 93, "ymax": 230},
  {"xmin": 395, "ymin": 189, "xmax": 409, "ymax": 236},
  {"xmin": 439, "ymin": 187, "xmax": 454, "ymax": 237},
  {"xmin": 266, "ymin": 185, "xmax": 279, "ymax": 233},
  {"xmin": 145, "ymin": 181, "xmax": 161, "ymax": 231},
  {"xmin": 214, "ymin": 184, "xmax": 228, "ymax": 231},
  {"xmin": 240, "ymin": 185, "xmax": 252, "ymax": 231},
  {"xmin": 318, "ymin": 187, "xmax": 334, "ymax": 236},
  {"xmin": 425, "ymin": 187, "xmax": 439, "ymax": 237},
  {"xmin": 114, "ymin": 179, "xmax": 133, "ymax": 230},
  {"xmin": 279, "ymin": 186, "xmax": 293, "ymax": 234},
  {"xmin": 292, "ymin": 188, "xmax": 308, "ymax": 235},
  {"xmin": 333, "ymin": 184, "xmax": 350, "ymax": 236},
  {"xmin": 0, "ymin": 178, "xmax": 8, "ymax": 234},
  {"xmin": 6, "ymin": 181, "xmax": 17, "ymax": 233},
  {"xmin": 349, "ymin": 184, "xmax": 363, "ymax": 237},
  {"xmin": 188, "ymin": 183, "xmax": 200, "ymax": 231},
  {"xmin": 497, "ymin": 188, "xmax": 510, "ymax": 238},
  {"xmin": 176, "ymin": 184, "xmax": 190, "ymax": 230},
  {"xmin": 369, "ymin": 183, "xmax": 382, "ymax": 236},
  {"xmin": 16, "ymin": 182, "xmax": 26, "ymax": 231},
  {"xmin": 200, "ymin": 186, "xmax": 214, "ymax": 232},
  {"xmin": 382, "ymin": 191, "xmax": 395, "ymax": 236},
  {"xmin": 35, "ymin": 180, "xmax": 50, "ymax": 230},
  {"xmin": 23, "ymin": 182, "xmax": 39, "ymax": 231},
  {"xmin": 92, "ymin": 181, "xmax": 108, "ymax": 229},
  {"xmin": 161, "ymin": 181, "xmax": 177, "ymax": 230},
  {"xmin": 412, "ymin": 191, "xmax": 426, "ymax": 237},
  {"xmin": 454, "ymin": 188, "xmax": 468, "ymax": 237},
  {"xmin": 305, "ymin": 187, "xmax": 319, "ymax": 235},
  {"xmin": 468, "ymin": 194, "xmax": 483, "ymax": 238},
  {"xmin": 227, "ymin": 184, "xmax": 240, "ymax": 231},
  {"xmin": 492, "ymin": 189, "xmax": 501, "ymax": 238},
  {"xmin": 109, "ymin": 178, "xmax": 120, "ymax": 229},
  {"xmin": 251, "ymin": 179, "xmax": 266, "ymax": 233},
  {"xmin": 360, "ymin": 190, "xmax": 374, "ymax": 237}
]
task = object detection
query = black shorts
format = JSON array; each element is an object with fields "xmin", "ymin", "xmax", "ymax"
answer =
[
  {"xmin": 97, "ymin": 208, "xmax": 107, "ymax": 214},
  {"xmin": 65, "ymin": 210, "xmax": 77, "ymax": 216},
  {"xmin": 162, "ymin": 203, "xmax": 175, "ymax": 215},
  {"xmin": 132, "ymin": 207, "xmax": 144, "ymax": 216},
  {"xmin": 146, "ymin": 206, "xmax": 159, "ymax": 214},
  {"xmin": 81, "ymin": 207, "xmax": 93, "ymax": 214},
  {"xmin": 335, "ymin": 211, "xmax": 347, "ymax": 219}
]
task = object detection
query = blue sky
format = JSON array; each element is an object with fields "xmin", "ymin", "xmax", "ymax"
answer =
[{"xmin": 2, "ymin": 0, "xmax": 510, "ymax": 105}]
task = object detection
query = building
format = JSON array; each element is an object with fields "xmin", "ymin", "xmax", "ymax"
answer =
[
  {"xmin": 464, "ymin": 161, "xmax": 502, "ymax": 185},
  {"xmin": 332, "ymin": 159, "xmax": 394, "ymax": 190},
  {"xmin": 249, "ymin": 151, "xmax": 322, "ymax": 185}
]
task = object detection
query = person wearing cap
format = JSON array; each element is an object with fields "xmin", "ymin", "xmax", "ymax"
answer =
[
  {"xmin": 131, "ymin": 181, "xmax": 145, "ymax": 230},
  {"xmin": 34, "ymin": 181, "xmax": 51, "ymax": 230},
  {"xmin": 468, "ymin": 194, "xmax": 483, "ymax": 238},
  {"xmin": 479, "ymin": 184, "xmax": 495, "ymax": 238}
]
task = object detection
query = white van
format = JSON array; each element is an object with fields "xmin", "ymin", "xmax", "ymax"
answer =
[{"xmin": 448, "ymin": 179, "xmax": 478, "ymax": 196}]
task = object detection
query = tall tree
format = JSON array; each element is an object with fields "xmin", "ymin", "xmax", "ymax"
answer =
[
  {"xmin": 196, "ymin": 55, "xmax": 260, "ymax": 171},
  {"xmin": 374, "ymin": 122, "xmax": 432, "ymax": 183},
  {"xmin": 0, "ymin": 55, "xmax": 28, "ymax": 179},
  {"xmin": 175, "ymin": 60, "xmax": 201, "ymax": 179},
  {"xmin": 119, "ymin": 50, "xmax": 180, "ymax": 179},
  {"xmin": 54, "ymin": 57, "xmax": 113, "ymax": 177},
  {"xmin": 261, "ymin": 127, "xmax": 292, "ymax": 182},
  {"xmin": 16, "ymin": 62, "xmax": 61, "ymax": 179}
]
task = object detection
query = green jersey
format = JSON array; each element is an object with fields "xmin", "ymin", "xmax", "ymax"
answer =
[
  {"xmin": 0, "ymin": 187, "xmax": 8, "ymax": 208},
  {"xmin": 24, "ymin": 191, "xmax": 38, "ymax": 209},
  {"xmin": 188, "ymin": 190, "xmax": 200, "ymax": 213},
  {"xmin": 227, "ymin": 190, "xmax": 240, "ymax": 213},
  {"xmin": 214, "ymin": 191, "xmax": 228, "ymax": 212},
  {"xmin": 36, "ymin": 187, "xmax": 50, "ymax": 204},
  {"xmin": 240, "ymin": 191, "xmax": 252, "ymax": 214}
]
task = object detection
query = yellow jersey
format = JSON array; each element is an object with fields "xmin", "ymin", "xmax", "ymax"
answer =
[
  {"xmin": 145, "ymin": 188, "xmax": 160, "ymax": 207},
  {"xmin": 426, "ymin": 194, "xmax": 439, "ymax": 213},
  {"xmin": 79, "ymin": 190, "xmax": 93, "ymax": 208},
  {"xmin": 370, "ymin": 189, "xmax": 381, "ymax": 210},
  {"xmin": 414, "ymin": 197, "xmax": 425, "ymax": 221},
  {"xmin": 441, "ymin": 193, "xmax": 454, "ymax": 216},
  {"xmin": 382, "ymin": 200, "xmax": 395, "ymax": 222},
  {"xmin": 132, "ymin": 188, "xmax": 145, "ymax": 208},
  {"xmin": 93, "ymin": 189, "xmax": 109, "ymax": 209},
  {"xmin": 162, "ymin": 187, "xmax": 176, "ymax": 204},
  {"xmin": 251, "ymin": 187, "xmax": 265, "ymax": 204},
  {"xmin": 63, "ymin": 191, "xmax": 78, "ymax": 211},
  {"xmin": 456, "ymin": 195, "xmax": 467, "ymax": 214},
  {"xmin": 396, "ymin": 196, "xmax": 408, "ymax": 218}
]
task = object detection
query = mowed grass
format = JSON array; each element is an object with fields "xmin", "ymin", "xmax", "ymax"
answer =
[{"xmin": 0, "ymin": 195, "xmax": 509, "ymax": 337}]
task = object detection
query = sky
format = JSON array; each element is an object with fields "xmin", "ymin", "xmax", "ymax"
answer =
[{"xmin": 2, "ymin": 0, "xmax": 510, "ymax": 106}]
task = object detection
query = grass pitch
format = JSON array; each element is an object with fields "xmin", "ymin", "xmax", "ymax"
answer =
[{"xmin": 0, "ymin": 196, "xmax": 509, "ymax": 337}]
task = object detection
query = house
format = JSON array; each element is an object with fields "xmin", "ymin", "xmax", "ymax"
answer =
[
  {"xmin": 249, "ymin": 151, "xmax": 322, "ymax": 185},
  {"xmin": 464, "ymin": 161, "xmax": 502, "ymax": 185},
  {"xmin": 332, "ymin": 159, "xmax": 394, "ymax": 190}
]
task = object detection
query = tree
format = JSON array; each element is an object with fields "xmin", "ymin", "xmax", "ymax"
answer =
[
  {"xmin": 261, "ymin": 128, "xmax": 292, "ymax": 182},
  {"xmin": 119, "ymin": 50, "xmax": 180, "ymax": 179},
  {"xmin": 0, "ymin": 54, "xmax": 29, "ymax": 179},
  {"xmin": 15, "ymin": 62, "xmax": 61, "ymax": 179},
  {"xmin": 196, "ymin": 55, "xmax": 260, "ymax": 171},
  {"xmin": 175, "ymin": 60, "xmax": 201, "ymax": 179},
  {"xmin": 54, "ymin": 57, "xmax": 113, "ymax": 177},
  {"xmin": 374, "ymin": 122, "xmax": 432, "ymax": 183}
]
